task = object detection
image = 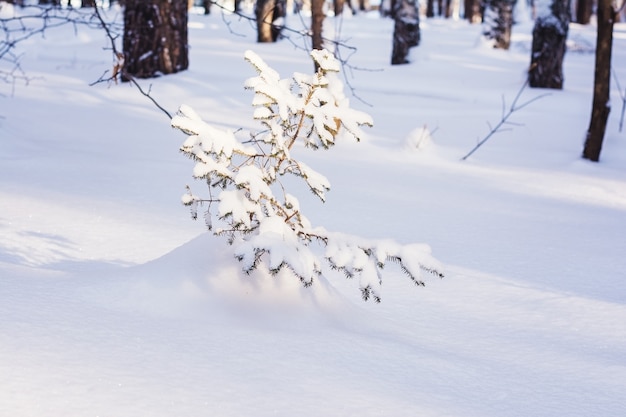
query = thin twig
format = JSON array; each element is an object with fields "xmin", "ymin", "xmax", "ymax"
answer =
[
  {"xmin": 90, "ymin": 5, "xmax": 172, "ymax": 120},
  {"xmin": 461, "ymin": 81, "xmax": 550, "ymax": 161},
  {"xmin": 611, "ymin": 67, "xmax": 626, "ymax": 132}
]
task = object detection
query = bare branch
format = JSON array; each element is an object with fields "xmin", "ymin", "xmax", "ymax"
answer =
[
  {"xmin": 89, "ymin": 4, "xmax": 172, "ymax": 120},
  {"xmin": 461, "ymin": 81, "xmax": 550, "ymax": 161}
]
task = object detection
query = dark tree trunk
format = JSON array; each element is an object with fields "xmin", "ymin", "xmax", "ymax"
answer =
[
  {"xmin": 528, "ymin": 0, "xmax": 569, "ymax": 89},
  {"xmin": 426, "ymin": 0, "xmax": 435, "ymax": 17},
  {"xmin": 482, "ymin": 0, "xmax": 515, "ymax": 49},
  {"xmin": 256, "ymin": 0, "xmax": 276, "ymax": 42},
  {"xmin": 256, "ymin": 0, "xmax": 285, "ymax": 42},
  {"xmin": 444, "ymin": 0, "xmax": 452, "ymax": 18},
  {"xmin": 391, "ymin": 0, "xmax": 420, "ymax": 65},
  {"xmin": 465, "ymin": 0, "xmax": 482, "ymax": 23},
  {"xmin": 82, "ymin": 0, "xmax": 96, "ymax": 7},
  {"xmin": 583, "ymin": 0, "xmax": 615, "ymax": 162},
  {"xmin": 203, "ymin": 0, "xmax": 211, "ymax": 14},
  {"xmin": 334, "ymin": 0, "xmax": 345, "ymax": 15},
  {"xmin": 122, "ymin": 0, "xmax": 189, "ymax": 80},
  {"xmin": 575, "ymin": 0, "xmax": 592, "ymax": 24}
]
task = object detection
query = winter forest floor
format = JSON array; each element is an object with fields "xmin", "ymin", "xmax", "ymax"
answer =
[{"xmin": 1, "ymin": 4, "xmax": 626, "ymax": 417}]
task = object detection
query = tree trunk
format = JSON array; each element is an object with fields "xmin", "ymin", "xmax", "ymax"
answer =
[
  {"xmin": 482, "ymin": 0, "xmax": 515, "ymax": 49},
  {"xmin": 256, "ymin": 0, "xmax": 276, "ymax": 42},
  {"xmin": 528, "ymin": 0, "xmax": 569, "ymax": 89},
  {"xmin": 391, "ymin": 0, "xmax": 420, "ymax": 65},
  {"xmin": 426, "ymin": 0, "xmax": 435, "ymax": 17},
  {"xmin": 203, "ymin": 0, "xmax": 211, "ymax": 14},
  {"xmin": 465, "ymin": 0, "xmax": 482, "ymax": 23},
  {"xmin": 256, "ymin": 0, "xmax": 285, "ymax": 43},
  {"xmin": 575, "ymin": 0, "xmax": 592, "ymax": 24},
  {"xmin": 311, "ymin": 0, "xmax": 324, "ymax": 51},
  {"xmin": 122, "ymin": 0, "xmax": 189, "ymax": 80},
  {"xmin": 444, "ymin": 0, "xmax": 452, "ymax": 18},
  {"xmin": 583, "ymin": 0, "xmax": 615, "ymax": 162},
  {"xmin": 334, "ymin": 0, "xmax": 345, "ymax": 15},
  {"xmin": 82, "ymin": 0, "xmax": 96, "ymax": 7}
]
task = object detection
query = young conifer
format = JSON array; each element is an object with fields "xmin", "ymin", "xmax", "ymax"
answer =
[{"xmin": 171, "ymin": 49, "xmax": 443, "ymax": 302}]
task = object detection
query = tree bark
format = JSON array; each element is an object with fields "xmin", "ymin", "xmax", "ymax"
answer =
[
  {"xmin": 575, "ymin": 0, "xmax": 592, "ymax": 24},
  {"xmin": 528, "ymin": 0, "xmax": 569, "ymax": 89},
  {"xmin": 256, "ymin": 0, "xmax": 285, "ymax": 43},
  {"xmin": 482, "ymin": 0, "xmax": 516, "ymax": 49},
  {"xmin": 123, "ymin": 0, "xmax": 189, "ymax": 80},
  {"xmin": 465, "ymin": 0, "xmax": 482, "ymax": 23},
  {"xmin": 311, "ymin": 0, "xmax": 324, "ymax": 51},
  {"xmin": 391, "ymin": 0, "xmax": 420, "ymax": 65},
  {"xmin": 334, "ymin": 0, "xmax": 345, "ymax": 15},
  {"xmin": 583, "ymin": 0, "xmax": 615, "ymax": 161},
  {"xmin": 202, "ymin": 0, "xmax": 211, "ymax": 14},
  {"xmin": 256, "ymin": 0, "xmax": 276, "ymax": 42},
  {"xmin": 426, "ymin": 0, "xmax": 435, "ymax": 17}
]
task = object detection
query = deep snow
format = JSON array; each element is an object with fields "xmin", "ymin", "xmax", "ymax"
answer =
[{"xmin": 1, "ymin": 4, "xmax": 625, "ymax": 417}]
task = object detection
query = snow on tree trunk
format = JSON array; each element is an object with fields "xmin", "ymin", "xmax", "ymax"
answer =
[
  {"xmin": 583, "ymin": 0, "xmax": 615, "ymax": 162},
  {"xmin": 391, "ymin": 0, "xmax": 420, "ymax": 65},
  {"xmin": 528, "ymin": 0, "xmax": 569, "ymax": 89},
  {"xmin": 122, "ymin": 0, "xmax": 188, "ymax": 80},
  {"xmin": 482, "ymin": 0, "xmax": 516, "ymax": 49},
  {"xmin": 171, "ymin": 49, "xmax": 443, "ymax": 302}
]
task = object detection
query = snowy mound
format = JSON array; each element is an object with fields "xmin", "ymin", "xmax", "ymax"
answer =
[{"xmin": 93, "ymin": 233, "xmax": 348, "ymax": 320}]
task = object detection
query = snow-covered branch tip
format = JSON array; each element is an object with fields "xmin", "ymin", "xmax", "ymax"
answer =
[{"xmin": 171, "ymin": 49, "xmax": 442, "ymax": 302}]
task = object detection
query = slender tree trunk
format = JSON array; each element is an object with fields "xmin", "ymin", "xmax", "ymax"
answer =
[
  {"xmin": 575, "ymin": 0, "xmax": 592, "ymax": 24},
  {"xmin": 528, "ymin": 0, "xmax": 569, "ymax": 89},
  {"xmin": 203, "ymin": 0, "xmax": 211, "ymax": 14},
  {"xmin": 256, "ymin": 0, "xmax": 285, "ymax": 42},
  {"xmin": 334, "ymin": 0, "xmax": 345, "ymax": 15},
  {"xmin": 465, "ymin": 0, "xmax": 482, "ymax": 23},
  {"xmin": 311, "ymin": 0, "xmax": 324, "ymax": 50},
  {"xmin": 444, "ymin": 0, "xmax": 452, "ymax": 18},
  {"xmin": 583, "ymin": 0, "xmax": 615, "ymax": 161},
  {"xmin": 256, "ymin": 0, "xmax": 276, "ymax": 42},
  {"xmin": 123, "ymin": 0, "xmax": 189, "ymax": 80},
  {"xmin": 426, "ymin": 0, "xmax": 435, "ymax": 17}
]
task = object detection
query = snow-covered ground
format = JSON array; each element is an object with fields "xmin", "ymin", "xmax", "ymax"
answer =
[{"xmin": 1, "ymin": 4, "xmax": 625, "ymax": 416}]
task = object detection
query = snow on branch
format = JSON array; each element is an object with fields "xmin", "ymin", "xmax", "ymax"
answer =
[{"xmin": 172, "ymin": 49, "xmax": 443, "ymax": 302}]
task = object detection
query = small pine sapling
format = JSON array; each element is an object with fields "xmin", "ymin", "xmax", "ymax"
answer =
[{"xmin": 171, "ymin": 49, "xmax": 444, "ymax": 302}]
